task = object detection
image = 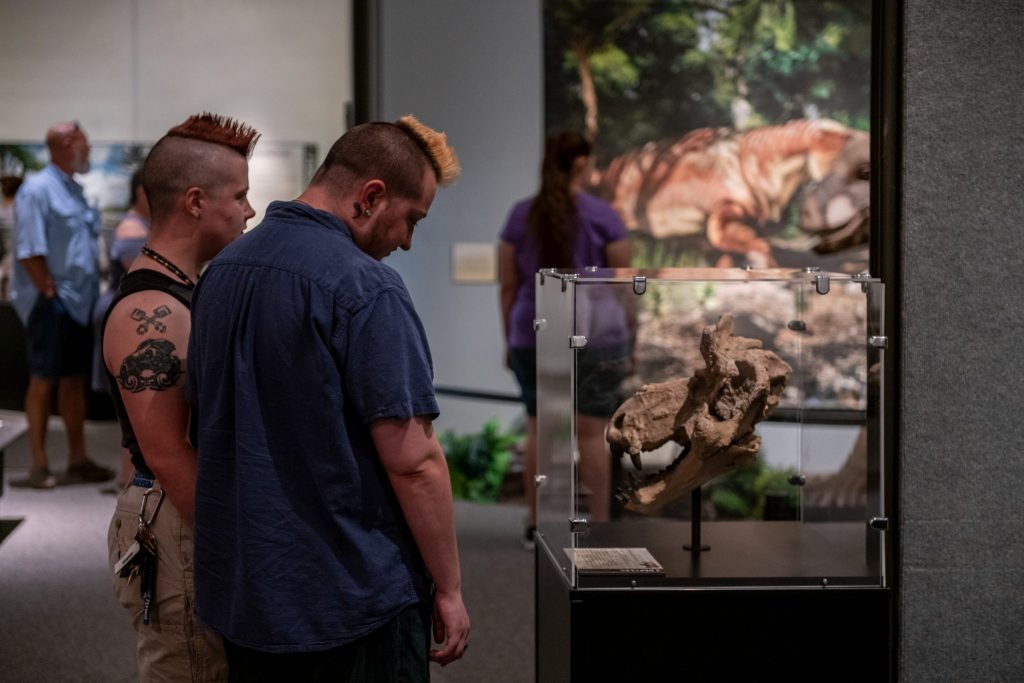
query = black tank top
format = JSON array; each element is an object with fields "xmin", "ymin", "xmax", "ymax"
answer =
[{"xmin": 101, "ymin": 269, "xmax": 194, "ymax": 479}]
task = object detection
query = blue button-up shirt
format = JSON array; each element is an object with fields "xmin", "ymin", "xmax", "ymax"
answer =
[
  {"xmin": 11, "ymin": 164, "xmax": 100, "ymax": 326},
  {"xmin": 188, "ymin": 201, "xmax": 438, "ymax": 651}
]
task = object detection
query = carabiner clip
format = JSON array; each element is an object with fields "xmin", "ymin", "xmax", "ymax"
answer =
[{"xmin": 137, "ymin": 487, "xmax": 165, "ymax": 529}]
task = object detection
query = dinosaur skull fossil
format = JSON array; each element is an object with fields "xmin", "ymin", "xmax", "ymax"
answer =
[{"xmin": 607, "ymin": 314, "xmax": 792, "ymax": 515}]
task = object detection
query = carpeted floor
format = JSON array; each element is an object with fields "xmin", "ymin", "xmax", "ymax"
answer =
[{"xmin": 0, "ymin": 417, "xmax": 534, "ymax": 682}]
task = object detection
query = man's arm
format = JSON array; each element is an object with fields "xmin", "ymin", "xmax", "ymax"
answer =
[
  {"xmin": 103, "ymin": 290, "xmax": 197, "ymax": 527},
  {"xmin": 372, "ymin": 416, "xmax": 470, "ymax": 666},
  {"xmin": 14, "ymin": 189, "xmax": 56, "ymax": 297},
  {"xmin": 18, "ymin": 255, "xmax": 56, "ymax": 298}
]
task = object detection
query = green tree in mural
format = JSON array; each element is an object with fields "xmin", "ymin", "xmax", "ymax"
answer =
[
  {"xmin": 704, "ymin": 0, "xmax": 871, "ymax": 129},
  {"xmin": 545, "ymin": 0, "xmax": 654, "ymax": 142},
  {"xmin": 544, "ymin": 0, "xmax": 871, "ymax": 161}
]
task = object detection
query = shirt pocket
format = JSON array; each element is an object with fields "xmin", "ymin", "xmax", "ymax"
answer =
[{"xmin": 51, "ymin": 197, "xmax": 100, "ymax": 274}]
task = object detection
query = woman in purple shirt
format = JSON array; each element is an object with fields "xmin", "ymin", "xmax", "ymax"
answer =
[{"xmin": 499, "ymin": 132, "xmax": 630, "ymax": 544}]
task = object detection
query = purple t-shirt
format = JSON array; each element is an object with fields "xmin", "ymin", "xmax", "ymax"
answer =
[{"xmin": 500, "ymin": 192, "xmax": 629, "ymax": 349}]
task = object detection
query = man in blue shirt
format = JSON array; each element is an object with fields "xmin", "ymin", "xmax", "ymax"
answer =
[
  {"xmin": 11, "ymin": 121, "xmax": 112, "ymax": 489},
  {"xmin": 189, "ymin": 116, "xmax": 469, "ymax": 681}
]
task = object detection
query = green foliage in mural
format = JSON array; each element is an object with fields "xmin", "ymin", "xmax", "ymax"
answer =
[{"xmin": 544, "ymin": 0, "xmax": 871, "ymax": 162}]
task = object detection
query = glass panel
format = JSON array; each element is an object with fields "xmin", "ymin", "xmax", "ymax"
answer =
[
  {"xmin": 535, "ymin": 271, "xmax": 577, "ymax": 585},
  {"xmin": 546, "ymin": 269, "xmax": 884, "ymax": 589},
  {"xmin": 865, "ymin": 281, "xmax": 886, "ymax": 585}
]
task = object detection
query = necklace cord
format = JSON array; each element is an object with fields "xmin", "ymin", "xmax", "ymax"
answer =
[{"xmin": 140, "ymin": 246, "xmax": 196, "ymax": 288}]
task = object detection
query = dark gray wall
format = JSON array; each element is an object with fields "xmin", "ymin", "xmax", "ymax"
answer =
[{"xmin": 901, "ymin": 1, "xmax": 1024, "ymax": 680}]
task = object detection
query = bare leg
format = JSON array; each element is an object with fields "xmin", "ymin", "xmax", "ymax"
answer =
[
  {"xmin": 577, "ymin": 414, "xmax": 611, "ymax": 523},
  {"xmin": 25, "ymin": 377, "xmax": 54, "ymax": 472},
  {"xmin": 57, "ymin": 373, "xmax": 88, "ymax": 465},
  {"xmin": 522, "ymin": 416, "xmax": 538, "ymax": 529}
]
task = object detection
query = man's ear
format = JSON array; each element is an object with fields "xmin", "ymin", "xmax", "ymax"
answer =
[
  {"xmin": 359, "ymin": 179, "xmax": 386, "ymax": 210},
  {"xmin": 184, "ymin": 186, "xmax": 204, "ymax": 219}
]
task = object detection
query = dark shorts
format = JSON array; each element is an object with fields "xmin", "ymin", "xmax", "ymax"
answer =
[
  {"xmin": 510, "ymin": 344, "xmax": 630, "ymax": 418},
  {"xmin": 222, "ymin": 601, "xmax": 432, "ymax": 683},
  {"xmin": 25, "ymin": 296, "xmax": 92, "ymax": 380}
]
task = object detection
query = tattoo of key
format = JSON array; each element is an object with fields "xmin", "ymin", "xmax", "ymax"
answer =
[{"xmin": 131, "ymin": 306, "xmax": 172, "ymax": 335}]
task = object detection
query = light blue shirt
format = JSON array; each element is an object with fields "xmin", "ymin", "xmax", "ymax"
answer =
[{"xmin": 11, "ymin": 164, "xmax": 100, "ymax": 326}]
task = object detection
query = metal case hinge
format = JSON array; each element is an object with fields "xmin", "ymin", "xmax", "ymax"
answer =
[
  {"xmin": 533, "ymin": 318, "xmax": 547, "ymax": 332},
  {"xmin": 814, "ymin": 274, "xmax": 831, "ymax": 295},
  {"xmin": 853, "ymin": 271, "xmax": 874, "ymax": 292},
  {"xmin": 869, "ymin": 336, "xmax": 888, "ymax": 349},
  {"xmin": 633, "ymin": 276, "xmax": 647, "ymax": 295},
  {"xmin": 869, "ymin": 517, "xmax": 889, "ymax": 531},
  {"xmin": 569, "ymin": 517, "xmax": 590, "ymax": 534},
  {"xmin": 569, "ymin": 335, "xmax": 588, "ymax": 349}
]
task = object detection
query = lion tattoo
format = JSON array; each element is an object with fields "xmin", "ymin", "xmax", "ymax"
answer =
[{"xmin": 117, "ymin": 339, "xmax": 183, "ymax": 392}]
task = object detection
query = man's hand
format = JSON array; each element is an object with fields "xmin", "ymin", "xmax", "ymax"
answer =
[
  {"xmin": 430, "ymin": 589, "xmax": 470, "ymax": 665},
  {"xmin": 19, "ymin": 256, "xmax": 56, "ymax": 298}
]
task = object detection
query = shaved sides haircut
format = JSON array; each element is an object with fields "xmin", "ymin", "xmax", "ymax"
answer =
[
  {"xmin": 143, "ymin": 113, "xmax": 260, "ymax": 221},
  {"xmin": 312, "ymin": 115, "xmax": 460, "ymax": 199}
]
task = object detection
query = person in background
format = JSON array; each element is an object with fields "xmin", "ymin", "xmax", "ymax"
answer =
[
  {"xmin": 499, "ymin": 131, "xmax": 632, "ymax": 546},
  {"xmin": 188, "ymin": 115, "xmax": 469, "ymax": 681},
  {"xmin": 104, "ymin": 112, "xmax": 259, "ymax": 681},
  {"xmin": 10, "ymin": 121, "xmax": 111, "ymax": 489},
  {"xmin": 92, "ymin": 167, "xmax": 150, "ymax": 493}
]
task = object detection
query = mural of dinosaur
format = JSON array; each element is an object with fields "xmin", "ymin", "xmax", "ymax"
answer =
[{"xmin": 589, "ymin": 119, "xmax": 869, "ymax": 267}]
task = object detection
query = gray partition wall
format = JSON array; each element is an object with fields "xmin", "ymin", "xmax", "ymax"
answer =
[
  {"xmin": 901, "ymin": 1, "xmax": 1024, "ymax": 680},
  {"xmin": 365, "ymin": 1, "xmax": 1024, "ymax": 679}
]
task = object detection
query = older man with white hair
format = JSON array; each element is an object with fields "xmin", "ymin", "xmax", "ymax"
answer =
[{"xmin": 11, "ymin": 121, "xmax": 111, "ymax": 489}]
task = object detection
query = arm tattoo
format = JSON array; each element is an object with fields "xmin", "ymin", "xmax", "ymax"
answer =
[
  {"xmin": 130, "ymin": 306, "xmax": 172, "ymax": 335},
  {"xmin": 117, "ymin": 339, "xmax": 183, "ymax": 392}
]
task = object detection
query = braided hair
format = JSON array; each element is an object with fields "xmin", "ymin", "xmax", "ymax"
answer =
[{"xmin": 527, "ymin": 132, "xmax": 591, "ymax": 268}]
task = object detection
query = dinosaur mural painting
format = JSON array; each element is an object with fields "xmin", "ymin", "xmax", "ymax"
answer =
[{"xmin": 589, "ymin": 120, "xmax": 869, "ymax": 268}]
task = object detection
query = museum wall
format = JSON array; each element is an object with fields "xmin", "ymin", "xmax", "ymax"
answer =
[
  {"xmin": 377, "ymin": 0, "xmax": 542, "ymax": 434},
  {"xmin": 0, "ymin": 0, "xmax": 352, "ymax": 176},
  {"xmin": 901, "ymin": 0, "xmax": 1024, "ymax": 680}
]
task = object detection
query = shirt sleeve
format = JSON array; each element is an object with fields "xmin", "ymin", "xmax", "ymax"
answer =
[
  {"xmin": 499, "ymin": 200, "xmax": 530, "ymax": 246},
  {"xmin": 597, "ymin": 200, "xmax": 630, "ymax": 244},
  {"xmin": 13, "ymin": 185, "xmax": 49, "ymax": 259},
  {"xmin": 341, "ymin": 286, "xmax": 439, "ymax": 424},
  {"xmin": 110, "ymin": 236, "xmax": 146, "ymax": 264}
]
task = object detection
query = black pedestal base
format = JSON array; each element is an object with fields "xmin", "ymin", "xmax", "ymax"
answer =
[{"xmin": 537, "ymin": 537, "xmax": 891, "ymax": 682}]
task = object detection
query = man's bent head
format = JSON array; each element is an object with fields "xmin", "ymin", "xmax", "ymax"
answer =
[{"xmin": 309, "ymin": 116, "xmax": 459, "ymax": 259}]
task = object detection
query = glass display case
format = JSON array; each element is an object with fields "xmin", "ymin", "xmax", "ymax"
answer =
[{"xmin": 534, "ymin": 267, "xmax": 887, "ymax": 590}]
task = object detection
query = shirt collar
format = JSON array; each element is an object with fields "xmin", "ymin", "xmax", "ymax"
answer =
[
  {"xmin": 267, "ymin": 200, "xmax": 355, "ymax": 241},
  {"xmin": 45, "ymin": 163, "xmax": 82, "ymax": 192}
]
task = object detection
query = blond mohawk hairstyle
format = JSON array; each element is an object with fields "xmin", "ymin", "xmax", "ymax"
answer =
[
  {"xmin": 395, "ymin": 115, "xmax": 460, "ymax": 186},
  {"xmin": 167, "ymin": 112, "xmax": 260, "ymax": 158}
]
